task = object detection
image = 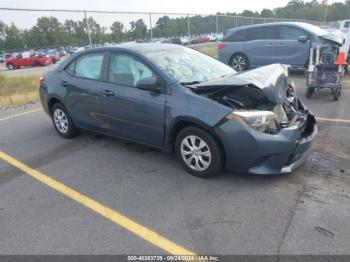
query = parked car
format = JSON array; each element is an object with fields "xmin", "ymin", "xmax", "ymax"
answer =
[
  {"xmin": 180, "ymin": 36, "xmax": 190, "ymax": 45},
  {"xmin": 338, "ymin": 20, "xmax": 350, "ymax": 33},
  {"xmin": 218, "ymin": 22, "xmax": 344, "ymax": 71},
  {"xmin": 197, "ymin": 35, "xmax": 211, "ymax": 43},
  {"xmin": 161, "ymin": 37, "xmax": 182, "ymax": 45},
  {"xmin": 46, "ymin": 50, "xmax": 61, "ymax": 64},
  {"xmin": 40, "ymin": 44, "xmax": 317, "ymax": 178},
  {"xmin": 336, "ymin": 21, "xmax": 350, "ymax": 63},
  {"xmin": 6, "ymin": 55, "xmax": 52, "ymax": 70}
]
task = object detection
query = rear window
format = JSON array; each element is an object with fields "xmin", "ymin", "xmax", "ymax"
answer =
[
  {"xmin": 65, "ymin": 52, "xmax": 104, "ymax": 80},
  {"xmin": 224, "ymin": 30, "xmax": 246, "ymax": 42},
  {"xmin": 245, "ymin": 27, "xmax": 277, "ymax": 41}
]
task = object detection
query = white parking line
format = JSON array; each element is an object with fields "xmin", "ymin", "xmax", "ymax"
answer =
[
  {"xmin": 0, "ymin": 108, "xmax": 42, "ymax": 121},
  {"xmin": 317, "ymin": 117, "xmax": 350, "ymax": 124}
]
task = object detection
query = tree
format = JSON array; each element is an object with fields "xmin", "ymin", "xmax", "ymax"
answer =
[
  {"xmin": 35, "ymin": 17, "xmax": 65, "ymax": 47},
  {"xmin": 130, "ymin": 19, "xmax": 147, "ymax": 39},
  {"xmin": 0, "ymin": 20, "xmax": 7, "ymax": 40},
  {"xmin": 110, "ymin": 21, "xmax": 124, "ymax": 42},
  {"xmin": 261, "ymin": 9, "xmax": 274, "ymax": 18},
  {"xmin": 4, "ymin": 23, "xmax": 25, "ymax": 50}
]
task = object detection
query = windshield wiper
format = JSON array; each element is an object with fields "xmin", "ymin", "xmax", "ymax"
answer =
[{"xmin": 180, "ymin": 81, "xmax": 202, "ymax": 85}]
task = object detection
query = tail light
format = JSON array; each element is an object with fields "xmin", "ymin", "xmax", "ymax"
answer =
[
  {"xmin": 218, "ymin": 43, "xmax": 226, "ymax": 49},
  {"xmin": 39, "ymin": 76, "xmax": 45, "ymax": 85}
]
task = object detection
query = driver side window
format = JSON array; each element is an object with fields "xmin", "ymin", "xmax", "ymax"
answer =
[
  {"xmin": 108, "ymin": 53, "xmax": 154, "ymax": 87},
  {"xmin": 279, "ymin": 26, "xmax": 308, "ymax": 40}
]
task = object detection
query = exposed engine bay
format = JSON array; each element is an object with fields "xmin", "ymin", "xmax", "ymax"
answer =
[{"xmin": 188, "ymin": 64, "xmax": 310, "ymax": 135}]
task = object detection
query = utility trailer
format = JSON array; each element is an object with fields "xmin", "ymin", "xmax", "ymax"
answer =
[{"xmin": 306, "ymin": 45, "xmax": 344, "ymax": 101}]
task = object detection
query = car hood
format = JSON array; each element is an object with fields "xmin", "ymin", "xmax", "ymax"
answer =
[
  {"xmin": 319, "ymin": 31, "xmax": 344, "ymax": 46},
  {"xmin": 190, "ymin": 64, "xmax": 289, "ymax": 104}
]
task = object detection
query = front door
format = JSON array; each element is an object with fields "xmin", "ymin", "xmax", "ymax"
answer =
[
  {"xmin": 274, "ymin": 26, "xmax": 310, "ymax": 67},
  {"xmin": 98, "ymin": 52, "xmax": 166, "ymax": 147}
]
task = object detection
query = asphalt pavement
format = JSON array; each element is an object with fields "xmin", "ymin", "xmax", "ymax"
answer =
[{"xmin": 0, "ymin": 73, "xmax": 350, "ymax": 258}]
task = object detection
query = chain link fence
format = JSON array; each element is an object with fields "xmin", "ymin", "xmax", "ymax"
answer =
[{"xmin": 0, "ymin": 7, "xmax": 339, "ymax": 54}]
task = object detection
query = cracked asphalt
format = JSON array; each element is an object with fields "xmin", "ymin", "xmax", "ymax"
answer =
[{"xmin": 0, "ymin": 71, "xmax": 350, "ymax": 257}]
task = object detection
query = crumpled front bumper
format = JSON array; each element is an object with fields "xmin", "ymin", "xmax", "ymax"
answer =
[{"xmin": 214, "ymin": 110, "xmax": 317, "ymax": 175}]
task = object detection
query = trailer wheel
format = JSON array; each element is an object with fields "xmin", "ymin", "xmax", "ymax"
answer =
[
  {"xmin": 306, "ymin": 87, "xmax": 314, "ymax": 99},
  {"xmin": 333, "ymin": 88, "xmax": 340, "ymax": 101}
]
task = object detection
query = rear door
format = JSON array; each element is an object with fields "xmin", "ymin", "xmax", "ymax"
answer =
[
  {"xmin": 274, "ymin": 25, "xmax": 310, "ymax": 67},
  {"xmin": 243, "ymin": 26, "xmax": 279, "ymax": 67},
  {"xmin": 59, "ymin": 51, "xmax": 107, "ymax": 131}
]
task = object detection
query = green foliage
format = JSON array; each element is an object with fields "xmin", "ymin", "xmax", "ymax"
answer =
[
  {"xmin": 129, "ymin": 19, "xmax": 147, "ymax": 39},
  {"xmin": 1, "ymin": 0, "xmax": 350, "ymax": 51},
  {"xmin": 110, "ymin": 21, "xmax": 125, "ymax": 42}
]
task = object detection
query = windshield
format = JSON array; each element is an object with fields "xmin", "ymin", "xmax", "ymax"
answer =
[{"xmin": 143, "ymin": 47, "xmax": 236, "ymax": 84}]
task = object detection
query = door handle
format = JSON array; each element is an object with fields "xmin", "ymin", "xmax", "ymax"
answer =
[
  {"xmin": 60, "ymin": 80, "xmax": 71, "ymax": 87},
  {"xmin": 101, "ymin": 90, "xmax": 115, "ymax": 97},
  {"xmin": 278, "ymin": 44, "xmax": 285, "ymax": 47},
  {"xmin": 265, "ymin": 43, "xmax": 274, "ymax": 46}
]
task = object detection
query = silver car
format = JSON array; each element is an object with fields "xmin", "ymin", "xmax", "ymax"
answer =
[{"xmin": 218, "ymin": 22, "xmax": 343, "ymax": 71}]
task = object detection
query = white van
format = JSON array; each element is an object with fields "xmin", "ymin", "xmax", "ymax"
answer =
[{"xmin": 338, "ymin": 20, "xmax": 350, "ymax": 33}]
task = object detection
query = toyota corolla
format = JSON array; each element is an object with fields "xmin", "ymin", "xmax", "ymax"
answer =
[{"xmin": 39, "ymin": 44, "xmax": 317, "ymax": 178}]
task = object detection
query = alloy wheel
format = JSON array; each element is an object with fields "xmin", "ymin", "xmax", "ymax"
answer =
[
  {"xmin": 231, "ymin": 55, "xmax": 247, "ymax": 71},
  {"xmin": 180, "ymin": 135, "xmax": 212, "ymax": 171},
  {"xmin": 53, "ymin": 108, "xmax": 69, "ymax": 134}
]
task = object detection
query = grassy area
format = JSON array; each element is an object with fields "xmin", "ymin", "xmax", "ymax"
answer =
[
  {"xmin": 0, "ymin": 45, "xmax": 218, "ymax": 109},
  {"xmin": 192, "ymin": 45, "xmax": 218, "ymax": 58},
  {"xmin": 0, "ymin": 74, "xmax": 40, "ymax": 109}
]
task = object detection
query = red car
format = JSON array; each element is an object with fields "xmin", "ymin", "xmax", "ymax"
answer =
[
  {"xmin": 198, "ymin": 35, "xmax": 211, "ymax": 43},
  {"xmin": 6, "ymin": 56, "xmax": 52, "ymax": 70}
]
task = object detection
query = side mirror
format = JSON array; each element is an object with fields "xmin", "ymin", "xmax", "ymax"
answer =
[
  {"xmin": 135, "ymin": 76, "xmax": 162, "ymax": 92},
  {"xmin": 298, "ymin": 35, "xmax": 308, "ymax": 43}
]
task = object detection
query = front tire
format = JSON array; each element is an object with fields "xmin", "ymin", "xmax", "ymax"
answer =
[
  {"xmin": 7, "ymin": 64, "xmax": 15, "ymax": 70},
  {"xmin": 51, "ymin": 103, "xmax": 79, "ymax": 138},
  {"xmin": 175, "ymin": 126, "xmax": 224, "ymax": 178},
  {"xmin": 230, "ymin": 53, "xmax": 249, "ymax": 71}
]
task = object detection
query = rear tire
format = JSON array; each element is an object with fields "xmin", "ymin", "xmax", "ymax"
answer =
[
  {"xmin": 306, "ymin": 87, "xmax": 314, "ymax": 99},
  {"xmin": 175, "ymin": 126, "xmax": 224, "ymax": 178},
  {"xmin": 333, "ymin": 88, "xmax": 340, "ymax": 101},
  {"xmin": 230, "ymin": 53, "xmax": 249, "ymax": 71},
  {"xmin": 51, "ymin": 103, "xmax": 79, "ymax": 138}
]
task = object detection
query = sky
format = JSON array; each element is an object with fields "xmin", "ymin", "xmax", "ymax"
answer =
[{"xmin": 0, "ymin": 0, "xmax": 345, "ymax": 30}]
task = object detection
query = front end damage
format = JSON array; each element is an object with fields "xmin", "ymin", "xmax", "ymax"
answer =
[{"xmin": 190, "ymin": 64, "xmax": 317, "ymax": 174}]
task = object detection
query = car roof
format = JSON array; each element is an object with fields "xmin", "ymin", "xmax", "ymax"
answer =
[
  {"xmin": 225, "ymin": 22, "xmax": 327, "ymax": 36},
  {"xmin": 85, "ymin": 43, "xmax": 183, "ymax": 55},
  {"xmin": 57, "ymin": 43, "xmax": 185, "ymax": 71}
]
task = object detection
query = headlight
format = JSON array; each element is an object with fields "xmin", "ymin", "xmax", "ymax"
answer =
[
  {"xmin": 226, "ymin": 110, "xmax": 279, "ymax": 133},
  {"xmin": 286, "ymin": 80, "xmax": 297, "ymax": 101}
]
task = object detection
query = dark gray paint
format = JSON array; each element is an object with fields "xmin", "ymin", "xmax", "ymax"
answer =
[{"xmin": 40, "ymin": 44, "xmax": 317, "ymax": 175}]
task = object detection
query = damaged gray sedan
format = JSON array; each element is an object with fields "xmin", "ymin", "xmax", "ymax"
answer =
[{"xmin": 40, "ymin": 44, "xmax": 317, "ymax": 178}]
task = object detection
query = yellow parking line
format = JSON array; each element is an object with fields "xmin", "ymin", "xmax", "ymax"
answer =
[
  {"xmin": 0, "ymin": 108, "xmax": 42, "ymax": 121},
  {"xmin": 317, "ymin": 117, "xmax": 350, "ymax": 124},
  {"xmin": 0, "ymin": 149, "xmax": 196, "ymax": 256}
]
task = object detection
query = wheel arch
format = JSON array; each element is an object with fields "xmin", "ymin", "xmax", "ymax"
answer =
[
  {"xmin": 48, "ymin": 97, "xmax": 65, "ymax": 114},
  {"xmin": 166, "ymin": 117, "xmax": 224, "ymax": 156}
]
